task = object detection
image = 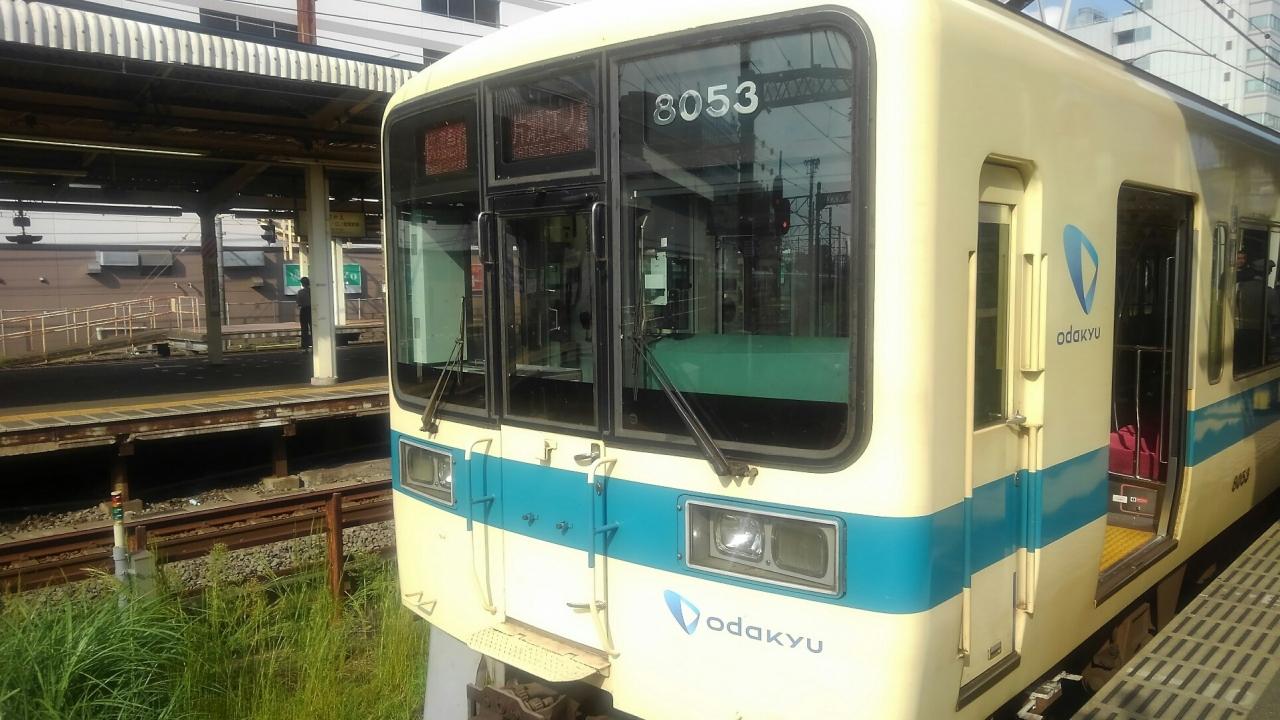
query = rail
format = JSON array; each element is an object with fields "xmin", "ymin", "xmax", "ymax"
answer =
[
  {"xmin": 0, "ymin": 478, "xmax": 392, "ymax": 592},
  {"xmin": 0, "ymin": 297, "xmax": 202, "ymax": 359}
]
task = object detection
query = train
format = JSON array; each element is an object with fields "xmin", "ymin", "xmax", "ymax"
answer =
[{"xmin": 381, "ymin": 0, "xmax": 1280, "ymax": 717}]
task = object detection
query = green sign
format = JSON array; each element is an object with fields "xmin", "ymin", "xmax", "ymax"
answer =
[
  {"xmin": 343, "ymin": 264, "xmax": 362, "ymax": 293},
  {"xmin": 283, "ymin": 263, "xmax": 362, "ymax": 295}
]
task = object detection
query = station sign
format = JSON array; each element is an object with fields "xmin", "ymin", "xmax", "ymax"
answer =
[
  {"xmin": 328, "ymin": 212, "xmax": 366, "ymax": 238},
  {"xmin": 283, "ymin": 263, "xmax": 362, "ymax": 296}
]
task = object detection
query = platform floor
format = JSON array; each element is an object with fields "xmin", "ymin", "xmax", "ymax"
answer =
[
  {"xmin": 0, "ymin": 344, "xmax": 386, "ymax": 415},
  {"xmin": 1075, "ymin": 522, "xmax": 1280, "ymax": 719},
  {"xmin": 0, "ymin": 345, "xmax": 389, "ymax": 455}
]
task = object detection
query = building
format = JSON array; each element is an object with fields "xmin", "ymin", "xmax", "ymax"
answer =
[
  {"xmin": 1065, "ymin": 0, "xmax": 1280, "ymax": 130},
  {"xmin": 84, "ymin": 0, "xmax": 572, "ymax": 69},
  {"xmin": 0, "ymin": 242, "xmax": 387, "ymax": 357}
]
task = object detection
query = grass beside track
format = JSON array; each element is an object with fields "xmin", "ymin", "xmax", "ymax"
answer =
[{"xmin": 0, "ymin": 551, "xmax": 428, "ymax": 720}]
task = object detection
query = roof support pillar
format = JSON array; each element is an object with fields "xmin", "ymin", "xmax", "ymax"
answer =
[
  {"xmin": 305, "ymin": 164, "xmax": 338, "ymax": 385},
  {"xmin": 197, "ymin": 208, "xmax": 224, "ymax": 364}
]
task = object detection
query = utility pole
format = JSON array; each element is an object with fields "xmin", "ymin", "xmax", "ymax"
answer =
[{"xmin": 296, "ymin": 0, "xmax": 316, "ymax": 44}]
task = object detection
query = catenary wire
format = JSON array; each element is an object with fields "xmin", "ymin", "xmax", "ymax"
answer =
[
  {"xmin": 1196, "ymin": 0, "xmax": 1280, "ymax": 66},
  {"xmin": 1116, "ymin": 0, "xmax": 1274, "ymax": 87}
]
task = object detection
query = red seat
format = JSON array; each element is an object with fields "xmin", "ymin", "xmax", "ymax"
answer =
[{"xmin": 1109, "ymin": 423, "xmax": 1163, "ymax": 482}]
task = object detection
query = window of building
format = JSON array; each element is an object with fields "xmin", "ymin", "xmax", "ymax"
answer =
[
  {"xmin": 1115, "ymin": 26, "xmax": 1151, "ymax": 45},
  {"xmin": 1225, "ymin": 71, "xmax": 1232, "ymax": 81},
  {"xmin": 1245, "ymin": 77, "xmax": 1280, "ymax": 95},
  {"xmin": 422, "ymin": 0, "xmax": 499, "ymax": 25},
  {"xmin": 1248, "ymin": 112, "xmax": 1280, "ymax": 130},
  {"xmin": 1227, "ymin": 40, "xmax": 1234, "ymax": 51},
  {"xmin": 1250, "ymin": 15, "xmax": 1280, "ymax": 33},
  {"xmin": 198, "ymin": 9, "xmax": 297, "ymax": 42}
]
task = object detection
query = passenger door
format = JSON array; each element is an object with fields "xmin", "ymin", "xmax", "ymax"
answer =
[
  {"xmin": 960, "ymin": 164, "xmax": 1032, "ymax": 697},
  {"xmin": 491, "ymin": 188, "xmax": 613, "ymax": 652}
]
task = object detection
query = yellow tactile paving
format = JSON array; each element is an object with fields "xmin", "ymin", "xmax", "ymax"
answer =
[
  {"xmin": 1099, "ymin": 525, "xmax": 1154, "ymax": 572},
  {"xmin": 0, "ymin": 380, "xmax": 387, "ymax": 424}
]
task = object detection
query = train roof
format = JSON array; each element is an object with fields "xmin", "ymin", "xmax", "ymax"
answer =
[{"xmin": 385, "ymin": 0, "xmax": 1280, "ymax": 153}]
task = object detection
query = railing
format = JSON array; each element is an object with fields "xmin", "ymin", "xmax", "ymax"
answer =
[
  {"xmin": 222, "ymin": 298, "xmax": 387, "ymax": 326},
  {"xmin": 0, "ymin": 297, "xmax": 202, "ymax": 359}
]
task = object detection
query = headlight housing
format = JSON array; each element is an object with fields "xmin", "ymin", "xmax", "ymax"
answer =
[
  {"xmin": 400, "ymin": 440, "xmax": 454, "ymax": 505},
  {"xmin": 686, "ymin": 500, "xmax": 840, "ymax": 594}
]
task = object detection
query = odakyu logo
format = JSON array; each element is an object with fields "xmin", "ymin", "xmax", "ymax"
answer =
[
  {"xmin": 1063, "ymin": 224, "xmax": 1100, "ymax": 314},
  {"xmin": 1058, "ymin": 225, "xmax": 1103, "ymax": 346},
  {"xmin": 664, "ymin": 590, "xmax": 701, "ymax": 635},
  {"xmin": 662, "ymin": 590, "xmax": 825, "ymax": 654}
]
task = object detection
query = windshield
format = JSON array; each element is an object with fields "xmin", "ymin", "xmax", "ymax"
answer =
[
  {"xmin": 617, "ymin": 29, "xmax": 859, "ymax": 452},
  {"xmin": 385, "ymin": 98, "xmax": 487, "ymax": 411}
]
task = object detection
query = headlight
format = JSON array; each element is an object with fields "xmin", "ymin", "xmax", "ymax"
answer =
[
  {"xmin": 400, "ymin": 440, "xmax": 454, "ymax": 505},
  {"xmin": 686, "ymin": 500, "xmax": 840, "ymax": 594},
  {"xmin": 713, "ymin": 512, "xmax": 764, "ymax": 562}
]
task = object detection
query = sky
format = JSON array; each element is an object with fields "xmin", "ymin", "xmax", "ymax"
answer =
[{"xmin": 1025, "ymin": 0, "xmax": 1133, "ymax": 25}]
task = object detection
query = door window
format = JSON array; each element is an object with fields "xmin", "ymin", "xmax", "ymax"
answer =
[{"xmin": 502, "ymin": 210, "xmax": 597, "ymax": 426}]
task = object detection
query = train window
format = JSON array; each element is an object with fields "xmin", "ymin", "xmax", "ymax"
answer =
[
  {"xmin": 502, "ymin": 210, "xmax": 597, "ymax": 426},
  {"xmin": 974, "ymin": 202, "xmax": 1011, "ymax": 427},
  {"xmin": 384, "ymin": 97, "xmax": 488, "ymax": 414},
  {"xmin": 617, "ymin": 28, "xmax": 860, "ymax": 453},
  {"xmin": 1209, "ymin": 224, "xmax": 1227, "ymax": 383},
  {"xmin": 1232, "ymin": 224, "xmax": 1280, "ymax": 376}
]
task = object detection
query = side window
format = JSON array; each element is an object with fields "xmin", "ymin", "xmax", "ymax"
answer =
[
  {"xmin": 974, "ymin": 202, "xmax": 1011, "ymax": 427},
  {"xmin": 1232, "ymin": 224, "xmax": 1280, "ymax": 375},
  {"xmin": 973, "ymin": 163, "xmax": 1023, "ymax": 428}
]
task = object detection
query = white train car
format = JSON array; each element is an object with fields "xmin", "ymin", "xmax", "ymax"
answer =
[{"xmin": 381, "ymin": 1, "xmax": 1280, "ymax": 717}]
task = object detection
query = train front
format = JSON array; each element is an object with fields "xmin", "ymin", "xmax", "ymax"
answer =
[{"xmin": 383, "ymin": 2, "xmax": 907, "ymax": 718}]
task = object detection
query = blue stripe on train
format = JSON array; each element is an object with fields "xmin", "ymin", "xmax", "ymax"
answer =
[
  {"xmin": 1186, "ymin": 379, "xmax": 1280, "ymax": 466},
  {"xmin": 392, "ymin": 434, "xmax": 1109, "ymax": 615}
]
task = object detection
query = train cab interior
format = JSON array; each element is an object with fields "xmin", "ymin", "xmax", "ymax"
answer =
[{"xmin": 1101, "ymin": 186, "xmax": 1192, "ymax": 587}]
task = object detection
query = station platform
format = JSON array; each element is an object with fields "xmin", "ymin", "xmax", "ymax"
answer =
[
  {"xmin": 1075, "ymin": 521, "xmax": 1280, "ymax": 719},
  {"xmin": 0, "ymin": 345, "xmax": 389, "ymax": 456}
]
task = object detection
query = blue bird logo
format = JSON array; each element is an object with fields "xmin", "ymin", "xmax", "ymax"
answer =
[
  {"xmin": 1063, "ymin": 225, "xmax": 1099, "ymax": 314},
  {"xmin": 663, "ymin": 590, "xmax": 701, "ymax": 635}
]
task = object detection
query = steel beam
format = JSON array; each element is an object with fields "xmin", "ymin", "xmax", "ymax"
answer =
[{"xmin": 198, "ymin": 209, "xmax": 225, "ymax": 364}]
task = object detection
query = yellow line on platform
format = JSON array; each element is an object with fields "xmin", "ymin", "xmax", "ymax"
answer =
[{"xmin": 0, "ymin": 380, "xmax": 388, "ymax": 423}]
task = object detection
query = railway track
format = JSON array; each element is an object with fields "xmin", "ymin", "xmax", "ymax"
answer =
[{"xmin": 0, "ymin": 479, "xmax": 393, "ymax": 592}]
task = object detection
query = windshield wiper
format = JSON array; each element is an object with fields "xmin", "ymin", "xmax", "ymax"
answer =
[
  {"xmin": 421, "ymin": 296, "xmax": 466, "ymax": 434},
  {"xmin": 628, "ymin": 333, "xmax": 756, "ymax": 479}
]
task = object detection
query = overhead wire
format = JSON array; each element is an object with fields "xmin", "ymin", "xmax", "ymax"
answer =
[
  {"xmin": 1195, "ymin": 0, "xmax": 1280, "ymax": 66},
  {"xmin": 1116, "ymin": 0, "xmax": 1274, "ymax": 87},
  {"xmin": 223, "ymin": 0, "xmax": 489, "ymax": 38}
]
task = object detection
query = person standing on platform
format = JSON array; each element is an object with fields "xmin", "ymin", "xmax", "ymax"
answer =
[{"xmin": 297, "ymin": 276, "xmax": 313, "ymax": 350}]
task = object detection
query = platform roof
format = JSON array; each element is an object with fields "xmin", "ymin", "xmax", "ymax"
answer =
[{"xmin": 0, "ymin": 0, "xmax": 421, "ymax": 215}]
